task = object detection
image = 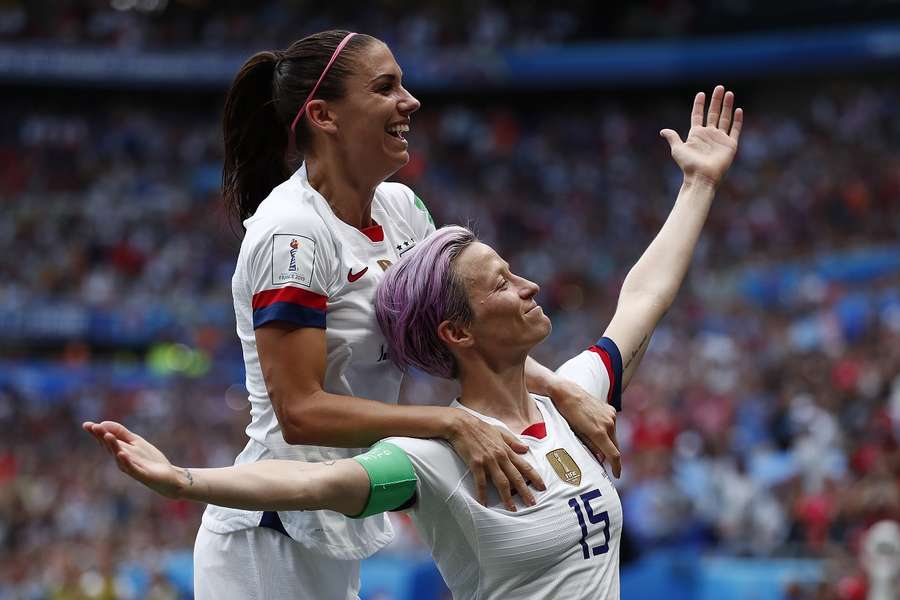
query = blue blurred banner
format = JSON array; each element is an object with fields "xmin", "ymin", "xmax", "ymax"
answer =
[{"xmin": 1, "ymin": 24, "xmax": 898, "ymax": 89}]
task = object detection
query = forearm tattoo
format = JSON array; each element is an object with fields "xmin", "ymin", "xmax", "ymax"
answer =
[
  {"xmin": 624, "ymin": 332, "xmax": 650, "ymax": 371},
  {"xmin": 181, "ymin": 468, "xmax": 194, "ymax": 487}
]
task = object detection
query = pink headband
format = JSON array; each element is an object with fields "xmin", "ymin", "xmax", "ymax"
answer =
[{"xmin": 289, "ymin": 32, "xmax": 358, "ymax": 136}]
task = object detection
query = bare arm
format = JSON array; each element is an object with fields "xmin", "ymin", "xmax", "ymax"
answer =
[
  {"xmin": 182, "ymin": 460, "xmax": 368, "ymax": 514},
  {"xmin": 257, "ymin": 324, "xmax": 545, "ymax": 509},
  {"xmin": 604, "ymin": 86, "xmax": 743, "ymax": 388},
  {"xmin": 83, "ymin": 421, "xmax": 370, "ymax": 516},
  {"xmin": 259, "ymin": 324, "xmax": 463, "ymax": 447}
]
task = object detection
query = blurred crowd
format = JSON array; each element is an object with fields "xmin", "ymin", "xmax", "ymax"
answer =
[
  {"xmin": 3, "ymin": 0, "xmax": 900, "ymax": 52},
  {"xmin": 0, "ymin": 79, "xmax": 898, "ymax": 599}
]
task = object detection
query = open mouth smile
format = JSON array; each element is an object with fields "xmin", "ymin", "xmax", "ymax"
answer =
[{"xmin": 386, "ymin": 123, "xmax": 409, "ymax": 141}]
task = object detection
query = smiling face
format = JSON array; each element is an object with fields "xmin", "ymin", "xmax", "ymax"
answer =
[
  {"xmin": 314, "ymin": 41, "xmax": 420, "ymax": 184},
  {"xmin": 452, "ymin": 242, "xmax": 552, "ymax": 363}
]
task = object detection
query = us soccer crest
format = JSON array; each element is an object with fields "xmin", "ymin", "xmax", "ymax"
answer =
[{"xmin": 546, "ymin": 449, "xmax": 581, "ymax": 486}]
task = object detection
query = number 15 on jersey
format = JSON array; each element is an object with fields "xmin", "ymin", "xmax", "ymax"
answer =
[{"xmin": 568, "ymin": 489, "xmax": 611, "ymax": 560}]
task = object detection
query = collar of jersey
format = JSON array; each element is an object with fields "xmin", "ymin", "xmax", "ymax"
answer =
[
  {"xmin": 450, "ymin": 395, "xmax": 550, "ymax": 440},
  {"xmin": 293, "ymin": 163, "xmax": 386, "ymax": 244}
]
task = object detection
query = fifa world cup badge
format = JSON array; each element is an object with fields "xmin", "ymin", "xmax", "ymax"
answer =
[
  {"xmin": 546, "ymin": 449, "xmax": 581, "ymax": 486},
  {"xmin": 271, "ymin": 234, "xmax": 316, "ymax": 287}
]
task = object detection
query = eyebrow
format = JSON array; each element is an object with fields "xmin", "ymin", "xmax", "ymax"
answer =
[
  {"xmin": 368, "ymin": 72, "xmax": 403, "ymax": 85},
  {"xmin": 489, "ymin": 261, "xmax": 509, "ymax": 286}
]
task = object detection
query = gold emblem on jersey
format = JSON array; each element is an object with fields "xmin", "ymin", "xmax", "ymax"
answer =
[
  {"xmin": 546, "ymin": 449, "xmax": 581, "ymax": 486},
  {"xmin": 377, "ymin": 259, "xmax": 393, "ymax": 271}
]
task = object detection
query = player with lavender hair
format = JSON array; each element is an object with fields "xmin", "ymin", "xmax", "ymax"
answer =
[
  {"xmin": 374, "ymin": 226, "xmax": 477, "ymax": 379},
  {"xmin": 85, "ymin": 86, "xmax": 742, "ymax": 598}
]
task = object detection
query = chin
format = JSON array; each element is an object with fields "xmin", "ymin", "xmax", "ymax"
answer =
[
  {"xmin": 378, "ymin": 152, "xmax": 409, "ymax": 181},
  {"xmin": 529, "ymin": 318, "xmax": 552, "ymax": 346}
]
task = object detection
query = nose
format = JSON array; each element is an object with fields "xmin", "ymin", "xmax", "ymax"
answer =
[
  {"xmin": 518, "ymin": 276, "xmax": 539, "ymax": 300},
  {"xmin": 399, "ymin": 86, "xmax": 421, "ymax": 115}
]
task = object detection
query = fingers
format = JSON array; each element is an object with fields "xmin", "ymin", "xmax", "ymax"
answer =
[
  {"xmin": 659, "ymin": 129, "xmax": 682, "ymax": 149},
  {"xmin": 597, "ymin": 434, "xmax": 622, "ymax": 479},
  {"xmin": 505, "ymin": 452, "xmax": 544, "ymax": 505},
  {"xmin": 83, "ymin": 421, "xmax": 104, "ymax": 446},
  {"xmin": 718, "ymin": 90, "xmax": 734, "ymax": 131},
  {"xmin": 730, "ymin": 107, "xmax": 744, "ymax": 142},
  {"xmin": 705, "ymin": 85, "xmax": 724, "ymax": 128},
  {"xmin": 472, "ymin": 461, "xmax": 488, "ymax": 507},
  {"xmin": 501, "ymin": 430, "xmax": 529, "ymax": 454},
  {"xmin": 98, "ymin": 420, "xmax": 139, "ymax": 443},
  {"xmin": 690, "ymin": 92, "xmax": 705, "ymax": 128},
  {"xmin": 102, "ymin": 432, "xmax": 123, "ymax": 457},
  {"xmin": 486, "ymin": 462, "xmax": 516, "ymax": 512},
  {"xmin": 686, "ymin": 85, "xmax": 743, "ymax": 141},
  {"xmin": 510, "ymin": 453, "xmax": 545, "ymax": 491}
]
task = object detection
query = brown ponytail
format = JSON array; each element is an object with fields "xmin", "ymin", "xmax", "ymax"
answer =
[{"xmin": 221, "ymin": 30, "xmax": 377, "ymax": 228}]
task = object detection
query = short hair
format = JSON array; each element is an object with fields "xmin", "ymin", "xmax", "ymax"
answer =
[{"xmin": 375, "ymin": 226, "xmax": 476, "ymax": 379}]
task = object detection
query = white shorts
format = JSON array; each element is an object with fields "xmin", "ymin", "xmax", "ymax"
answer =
[{"xmin": 193, "ymin": 524, "xmax": 361, "ymax": 600}]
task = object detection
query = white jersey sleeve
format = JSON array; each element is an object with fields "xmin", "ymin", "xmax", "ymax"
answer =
[
  {"xmin": 241, "ymin": 204, "xmax": 338, "ymax": 330},
  {"xmin": 555, "ymin": 337, "xmax": 624, "ymax": 411},
  {"xmin": 381, "ymin": 436, "xmax": 467, "ymax": 515},
  {"xmin": 380, "ymin": 181, "xmax": 437, "ymax": 241}
]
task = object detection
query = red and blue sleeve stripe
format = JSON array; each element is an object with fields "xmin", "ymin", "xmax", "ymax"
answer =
[
  {"xmin": 588, "ymin": 337, "xmax": 623, "ymax": 412},
  {"xmin": 251, "ymin": 287, "xmax": 327, "ymax": 329}
]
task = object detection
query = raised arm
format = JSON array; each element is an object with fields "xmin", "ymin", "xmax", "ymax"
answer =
[
  {"xmin": 604, "ymin": 85, "xmax": 743, "ymax": 387},
  {"xmin": 83, "ymin": 420, "xmax": 371, "ymax": 515}
]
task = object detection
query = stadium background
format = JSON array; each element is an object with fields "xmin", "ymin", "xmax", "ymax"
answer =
[{"xmin": 1, "ymin": 1, "xmax": 899, "ymax": 598}]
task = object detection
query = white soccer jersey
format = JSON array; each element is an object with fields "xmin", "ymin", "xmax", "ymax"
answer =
[
  {"xmin": 203, "ymin": 164, "xmax": 435, "ymax": 560},
  {"xmin": 386, "ymin": 338, "xmax": 624, "ymax": 600}
]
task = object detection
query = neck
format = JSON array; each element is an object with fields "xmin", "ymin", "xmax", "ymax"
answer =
[
  {"xmin": 457, "ymin": 354, "xmax": 542, "ymax": 432},
  {"xmin": 305, "ymin": 154, "xmax": 378, "ymax": 229}
]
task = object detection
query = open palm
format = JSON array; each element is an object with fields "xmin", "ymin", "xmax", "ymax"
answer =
[
  {"xmin": 660, "ymin": 85, "xmax": 743, "ymax": 186},
  {"xmin": 83, "ymin": 420, "xmax": 181, "ymax": 498}
]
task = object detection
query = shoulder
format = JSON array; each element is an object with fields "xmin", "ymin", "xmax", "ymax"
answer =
[
  {"xmin": 382, "ymin": 437, "xmax": 465, "ymax": 481},
  {"xmin": 376, "ymin": 181, "xmax": 416, "ymax": 208},
  {"xmin": 381, "ymin": 437, "xmax": 466, "ymax": 508},
  {"xmin": 382, "ymin": 436, "xmax": 455, "ymax": 464},
  {"xmin": 243, "ymin": 179, "xmax": 332, "ymax": 244},
  {"xmin": 376, "ymin": 182, "xmax": 434, "ymax": 230}
]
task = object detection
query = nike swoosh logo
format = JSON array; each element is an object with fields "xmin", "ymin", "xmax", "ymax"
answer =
[{"xmin": 347, "ymin": 266, "xmax": 368, "ymax": 282}]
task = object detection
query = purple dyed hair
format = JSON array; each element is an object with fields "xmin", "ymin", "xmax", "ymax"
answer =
[{"xmin": 375, "ymin": 225, "xmax": 476, "ymax": 379}]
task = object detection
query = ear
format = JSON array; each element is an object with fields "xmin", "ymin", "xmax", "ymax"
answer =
[
  {"xmin": 437, "ymin": 320, "xmax": 474, "ymax": 350},
  {"xmin": 305, "ymin": 99, "xmax": 338, "ymax": 135}
]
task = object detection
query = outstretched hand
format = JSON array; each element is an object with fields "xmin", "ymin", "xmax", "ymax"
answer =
[
  {"xmin": 660, "ymin": 85, "xmax": 743, "ymax": 187},
  {"xmin": 83, "ymin": 420, "xmax": 183, "ymax": 498}
]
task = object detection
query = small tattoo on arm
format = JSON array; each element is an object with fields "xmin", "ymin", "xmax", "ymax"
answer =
[
  {"xmin": 182, "ymin": 468, "xmax": 194, "ymax": 487},
  {"xmin": 624, "ymin": 333, "xmax": 650, "ymax": 370}
]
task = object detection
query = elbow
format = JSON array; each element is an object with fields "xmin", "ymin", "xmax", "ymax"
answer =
[
  {"xmin": 280, "ymin": 425, "xmax": 309, "ymax": 446},
  {"xmin": 620, "ymin": 274, "xmax": 674, "ymax": 308},
  {"xmin": 279, "ymin": 412, "xmax": 319, "ymax": 445},
  {"xmin": 274, "ymin": 394, "xmax": 320, "ymax": 446},
  {"xmin": 619, "ymin": 289, "xmax": 673, "ymax": 317}
]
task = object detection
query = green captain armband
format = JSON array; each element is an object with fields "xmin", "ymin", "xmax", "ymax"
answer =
[{"xmin": 350, "ymin": 441, "xmax": 418, "ymax": 519}]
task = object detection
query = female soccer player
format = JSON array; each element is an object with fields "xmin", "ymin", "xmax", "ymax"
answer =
[
  {"xmin": 86, "ymin": 86, "xmax": 742, "ymax": 599},
  {"xmin": 209, "ymin": 28, "xmax": 620, "ymax": 599}
]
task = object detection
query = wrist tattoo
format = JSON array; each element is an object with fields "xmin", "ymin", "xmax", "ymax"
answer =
[{"xmin": 182, "ymin": 468, "xmax": 194, "ymax": 487}]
